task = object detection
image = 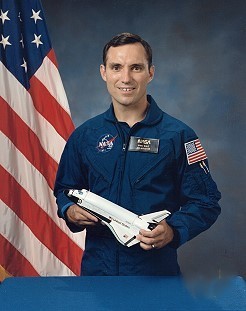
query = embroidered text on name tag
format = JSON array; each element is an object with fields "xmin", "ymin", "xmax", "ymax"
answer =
[{"xmin": 128, "ymin": 136, "xmax": 159, "ymax": 153}]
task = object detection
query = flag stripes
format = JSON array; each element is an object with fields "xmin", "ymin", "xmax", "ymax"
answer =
[
  {"xmin": 1, "ymin": 98, "xmax": 58, "ymax": 189},
  {"xmin": 29, "ymin": 74, "xmax": 74, "ymax": 141},
  {"xmin": 0, "ymin": 133, "xmax": 84, "ymax": 250},
  {"xmin": 0, "ymin": 165, "xmax": 82, "ymax": 276},
  {"xmin": 1, "ymin": 113, "xmax": 84, "ymax": 277},
  {"xmin": 35, "ymin": 50, "xmax": 71, "ymax": 115},
  {"xmin": 0, "ymin": 236, "xmax": 39, "ymax": 277},
  {"xmin": 0, "ymin": 200, "xmax": 74, "ymax": 276},
  {"xmin": 0, "ymin": 0, "xmax": 84, "ymax": 280},
  {"xmin": 0, "ymin": 62, "xmax": 66, "ymax": 163}
]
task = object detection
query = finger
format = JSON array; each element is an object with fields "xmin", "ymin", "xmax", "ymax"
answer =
[
  {"xmin": 66, "ymin": 205, "xmax": 98, "ymax": 224},
  {"xmin": 139, "ymin": 241, "xmax": 160, "ymax": 251},
  {"xmin": 139, "ymin": 242, "xmax": 153, "ymax": 251},
  {"xmin": 138, "ymin": 229, "xmax": 153, "ymax": 238},
  {"xmin": 73, "ymin": 206, "xmax": 98, "ymax": 222},
  {"xmin": 78, "ymin": 209, "xmax": 98, "ymax": 222},
  {"xmin": 136, "ymin": 233, "xmax": 155, "ymax": 246},
  {"xmin": 139, "ymin": 226, "xmax": 163, "ymax": 239},
  {"xmin": 77, "ymin": 219, "xmax": 97, "ymax": 226}
]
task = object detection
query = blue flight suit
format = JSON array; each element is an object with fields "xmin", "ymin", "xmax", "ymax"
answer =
[{"xmin": 54, "ymin": 95, "xmax": 221, "ymax": 275}]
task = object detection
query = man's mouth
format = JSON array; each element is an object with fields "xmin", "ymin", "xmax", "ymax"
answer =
[{"xmin": 118, "ymin": 87, "xmax": 135, "ymax": 92}]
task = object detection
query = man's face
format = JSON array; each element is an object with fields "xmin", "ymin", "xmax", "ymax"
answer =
[{"xmin": 100, "ymin": 43, "xmax": 154, "ymax": 109}]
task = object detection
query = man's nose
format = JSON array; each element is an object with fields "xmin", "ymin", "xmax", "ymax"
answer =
[{"xmin": 121, "ymin": 68, "xmax": 131, "ymax": 83}]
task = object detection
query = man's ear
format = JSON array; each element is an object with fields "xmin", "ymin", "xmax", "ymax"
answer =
[
  {"xmin": 148, "ymin": 65, "xmax": 155, "ymax": 83},
  {"xmin": 100, "ymin": 64, "xmax": 107, "ymax": 82}
]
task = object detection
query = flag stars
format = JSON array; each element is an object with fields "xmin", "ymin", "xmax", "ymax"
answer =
[
  {"xmin": 30, "ymin": 9, "xmax": 42, "ymax": 23},
  {"xmin": 18, "ymin": 12, "xmax": 22, "ymax": 22},
  {"xmin": 0, "ymin": 34, "xmax": 11, "ymax": 49},
  {"xmin": 31, "ymin": 33, "xmax": 43, "ymax": 48},
  {"xmin": 21, "ymin": 58, "xmax": 27, "ymax": 73},
  {"xmin": 0, "ymin": 9, "xmax": 10, "ymax": 24},
  {"xmin": 20, "ymin": 35, "xmax": 24, "ymax": 48}
]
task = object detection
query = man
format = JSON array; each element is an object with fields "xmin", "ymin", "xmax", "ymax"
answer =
[{"xmin": 54, "ymin": 33, "xmax": 221, "ymax": 276}]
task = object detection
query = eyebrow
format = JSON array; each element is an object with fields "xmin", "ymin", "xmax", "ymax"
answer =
[
  {"xmin": 108, "ymin": 62, "xmax": 121, "ymax": 67},
  {"xmin": 108, "ymin": 62, "xmax": 146, "ymax": 67},
  {"xmin": 130, "ymin": 63, "xmax": 145, "ymax": 67}
]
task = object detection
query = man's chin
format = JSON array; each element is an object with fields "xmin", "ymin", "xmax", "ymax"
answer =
[{"xmin": 115, "ymin": 100, "xmax": 135, "ymax": 107}]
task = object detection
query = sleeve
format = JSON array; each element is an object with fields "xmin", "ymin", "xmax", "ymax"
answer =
[
  {"xmin": 53, "ymin": 129, "xmax": 89, "ymax": 230},
  {"xmin": 166, "ymin": 130, "xmax": 221, "ymax": 248}
]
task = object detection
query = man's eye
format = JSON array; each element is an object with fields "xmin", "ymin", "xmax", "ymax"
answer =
[
  {"xmin": 112, "ymin": 65, "xmax": 120, "ymax": 71},
  {"xmin": 132, "ymin": 66, "xmax": 142, "ymax": 71}
]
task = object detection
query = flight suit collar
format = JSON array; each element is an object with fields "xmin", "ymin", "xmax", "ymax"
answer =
[{"xmin": 104, "ymin": 95, "xmax": 163, "ymax": 126}]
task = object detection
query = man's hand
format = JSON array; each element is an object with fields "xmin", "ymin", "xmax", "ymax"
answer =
[
  {"xmin": 136, "ymin": 220, "xmax": 174, "ymax": 250},
  {"xmin": 66, "ymin": 204, "xmax": 98, "ymax": 228}
]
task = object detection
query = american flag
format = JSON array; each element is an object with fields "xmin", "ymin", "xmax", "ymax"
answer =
[
  {"xmin": 0, "ymin": 0, "xmax": 84, "ymax": 281},
  {"xmin": 184, "ymin": 139, "xmax": 207, "ymax": 165}
]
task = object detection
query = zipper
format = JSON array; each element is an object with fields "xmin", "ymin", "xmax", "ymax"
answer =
[
  {"xmin": 115, "ymin": 122, "xmax": 131, "ymax": 204},
  {"xmin": 114, "ymin": 122, "xmax": 131, "ymax": 276}
]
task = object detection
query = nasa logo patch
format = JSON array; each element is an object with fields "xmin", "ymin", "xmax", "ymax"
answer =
[{"xmin": 96, "ymin": 134, "xmax": 117, "ymax": 153}]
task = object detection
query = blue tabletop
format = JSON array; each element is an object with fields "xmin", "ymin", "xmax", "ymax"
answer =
[{"xmin": 0, "ymin": 276, "xmax": 245, "ymax": 310}]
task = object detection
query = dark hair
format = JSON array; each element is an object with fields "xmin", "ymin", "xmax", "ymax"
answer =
[{"xmin": 102, "ymin": 32, "xmax": 153, "ymax": 69}]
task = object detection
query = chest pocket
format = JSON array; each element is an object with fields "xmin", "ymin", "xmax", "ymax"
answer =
[
  {"xmin": 131, "ymin": 141, "xmax": 174, "ymax": 188},
  {"xmin": 84, "ymin": 134, "xmax": 122, "ymax": 194},
  {"xmin": 128, "ymin": 143, "xmax": 176, "ymax": 215}
]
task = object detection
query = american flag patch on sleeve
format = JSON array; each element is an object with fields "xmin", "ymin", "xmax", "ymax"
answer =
[{"xmin": 184, "ymin": 139, "xmax": 207, "ymax": 165}]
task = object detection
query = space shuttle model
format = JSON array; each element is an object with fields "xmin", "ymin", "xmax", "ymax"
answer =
[{"xmin": 64, "ymin": 189, "xmax": 171, "ymax": 247}]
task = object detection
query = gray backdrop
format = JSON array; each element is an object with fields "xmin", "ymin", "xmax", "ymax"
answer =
[{"xmin": 42, "ymin": 0, "xmax": 246, "ymax": 278}]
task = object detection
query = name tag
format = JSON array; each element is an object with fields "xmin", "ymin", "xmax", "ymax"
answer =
[{"xmin": 128, "ymin": 136, "xmax": 159, "ymax": 153}]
